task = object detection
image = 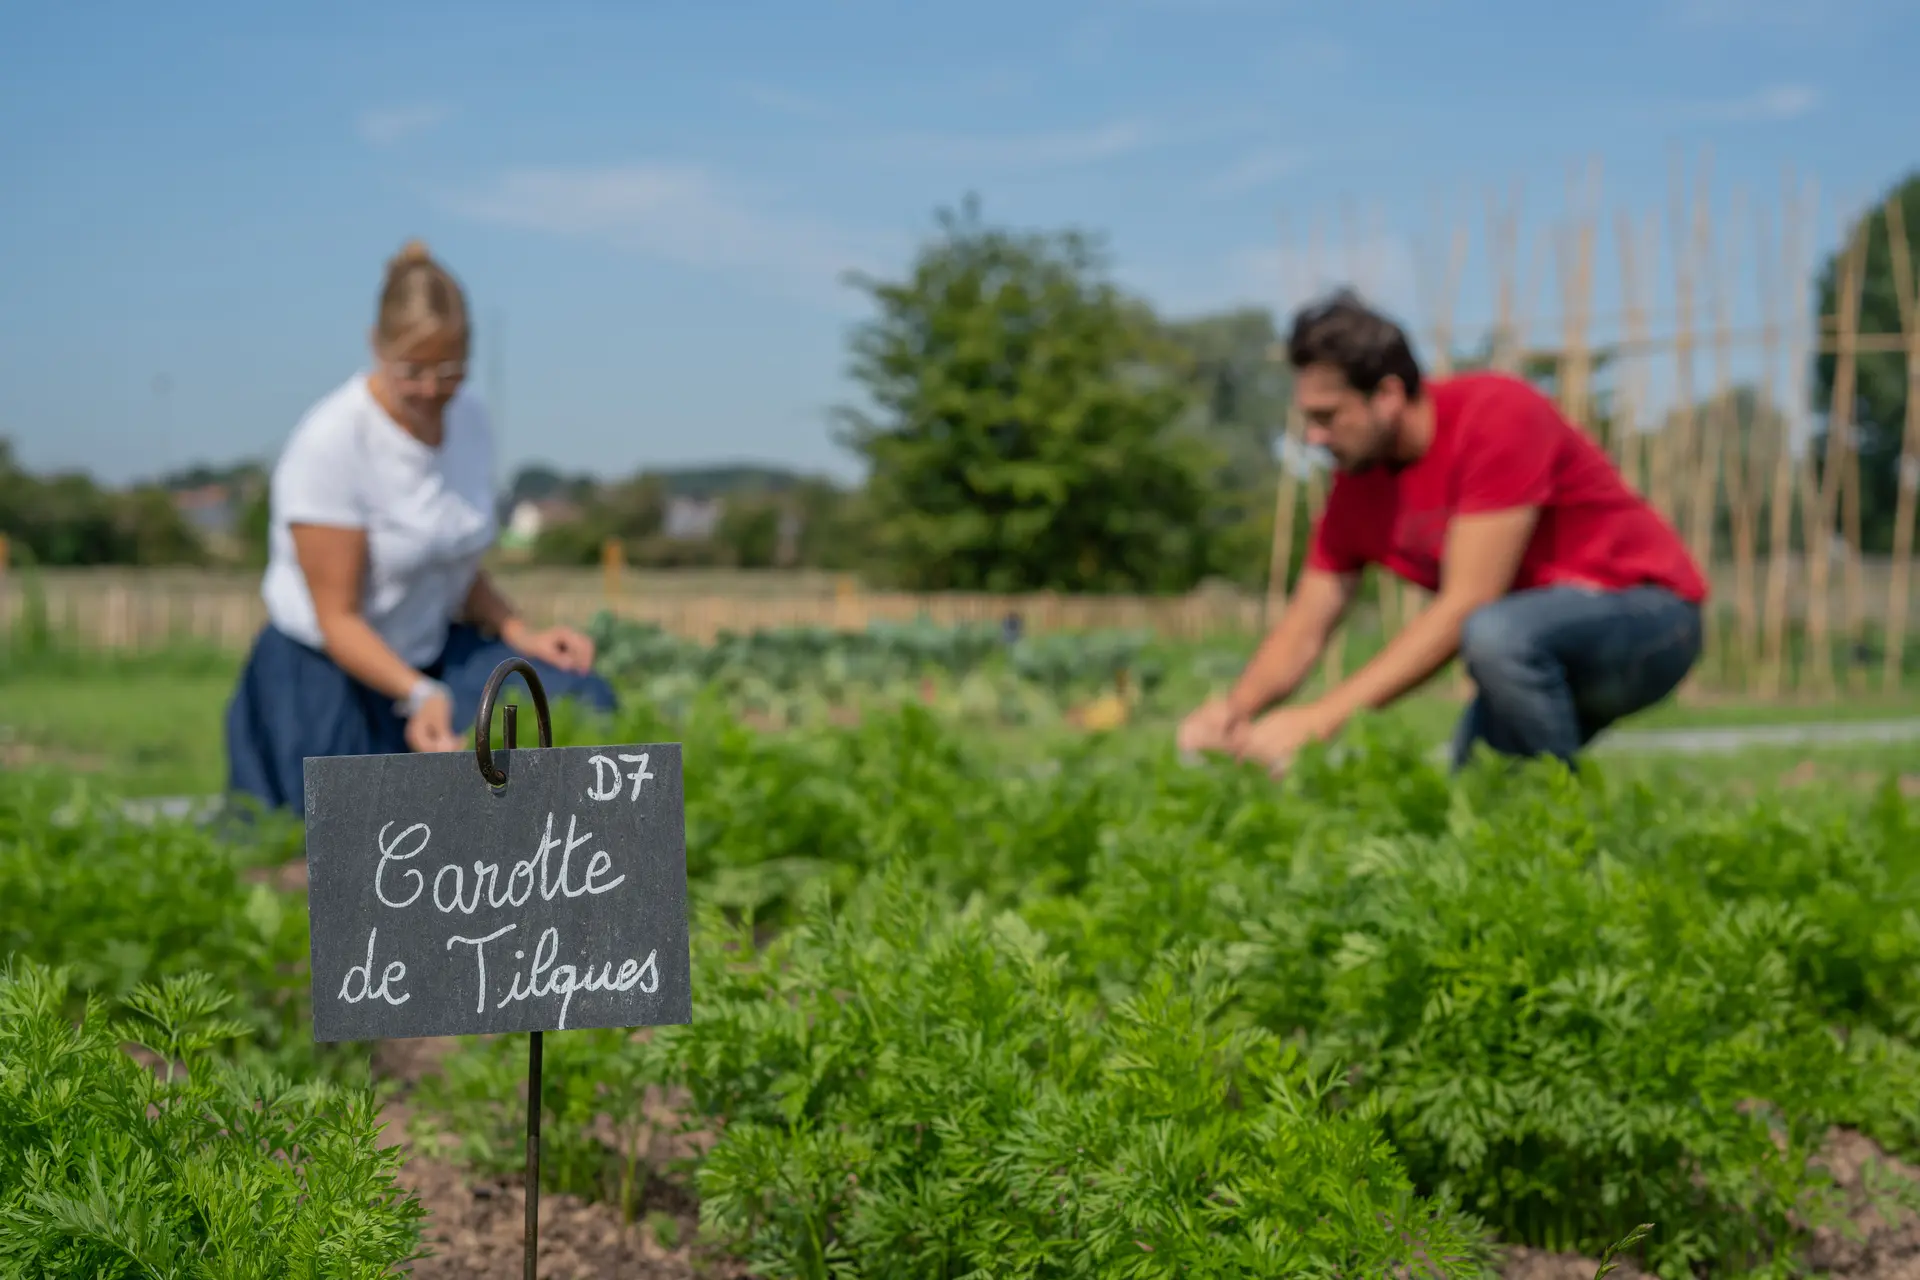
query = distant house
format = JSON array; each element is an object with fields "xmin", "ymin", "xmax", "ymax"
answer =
[
  {"xmin": 663, "ymin": 495, "xmax": 724, "ymax": 541},
  {"xmin": 172, "ymin": 484, "xmax": 237, "ymax": 538},
  {"xmin": 499, "ymin": 498, "xmax": 583, "ymax": 550}
]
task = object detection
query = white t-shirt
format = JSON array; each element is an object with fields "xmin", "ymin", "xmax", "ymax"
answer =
[{"xmin": 262, "ymin": 373, "xmax": 499, "ymax": 670}]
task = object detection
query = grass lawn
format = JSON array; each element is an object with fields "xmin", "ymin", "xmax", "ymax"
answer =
[{"xmin": 0, "ymin": 658, "xmax": 238, "ymax": 797}]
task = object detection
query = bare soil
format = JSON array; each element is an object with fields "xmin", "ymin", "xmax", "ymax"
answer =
[
  {"xmin": 372, "ymin": 1036, "xmax": 740, "ymax": 1280},
  {"xmin": 1497, "ymin": 1127, "xmax": 1920, "ymax": 1280}
]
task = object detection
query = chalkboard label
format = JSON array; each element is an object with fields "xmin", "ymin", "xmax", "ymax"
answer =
[{"xmin": 302, "ymin": 744, "xmax": 690, "ymax": 1043}]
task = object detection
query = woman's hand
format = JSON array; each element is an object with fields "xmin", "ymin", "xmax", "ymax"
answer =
[
  {"xmin": 404, "ymin": 690, "xmax": 460, "ymax": 753},
  {"xmin": 502, "ymin": 619, "xmax": 597, "ymax": 675}
]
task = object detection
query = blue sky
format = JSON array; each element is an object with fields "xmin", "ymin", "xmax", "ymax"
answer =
[{"xmin": 2, "ymin": 0, "xmax": 1914, "ymax": 488}]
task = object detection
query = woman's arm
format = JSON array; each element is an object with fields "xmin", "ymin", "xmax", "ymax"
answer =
[
  {"xmin": 461, "ymin": 568, "xmax": 531, "ymax": 648},
  {"xmin": 292, "ymin": 523, "xmax": 435, "ymax": 701},
  {"xmin": 462, "ymin": 566, "xmax": 598, "ymax": 675}
]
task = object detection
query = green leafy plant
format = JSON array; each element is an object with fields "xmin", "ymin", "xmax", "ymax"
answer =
[
  {"xmin": 0, "ymin": 773, "xmax": 320, "ymax": 1074},
  {"xmin": 582, "ymin": 613, "xmax": 1167, "ymax": 729},
  {"xmin": 0, "ymin": 961, "xmax": 425, "ymax": 1277}
]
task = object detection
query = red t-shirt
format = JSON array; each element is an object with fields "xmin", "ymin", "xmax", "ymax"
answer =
[{"xmin": 1306, "ymin": 372, "xmax": 1708, "ymax": 603}]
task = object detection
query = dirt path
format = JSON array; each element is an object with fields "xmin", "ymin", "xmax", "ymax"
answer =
[{"xmin": 1594, "ymin": 716, "xmax": 1920, "ymax": 756}]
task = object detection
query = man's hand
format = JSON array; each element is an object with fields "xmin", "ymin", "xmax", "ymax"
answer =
[
  {"xmin": 1231, "ymin": 702, "xmax": 1345, "ymax": 776},
  {"xmin": 1176, "ymin": 697, "xmax": 1247, "ymax": 756}
]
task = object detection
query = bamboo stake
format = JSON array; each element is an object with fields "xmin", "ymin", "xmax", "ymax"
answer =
[
  {"xmin": 1788, "ymin": 178, "xmax": 1827, "ymax": 694},
  {"xmin": 1840, "ymin": 201, "xmax": 1872, "ymax": 693},
  {"xmin": 1666, "ymin": 150, "xmax": 1713, "ymax": 695},
  {"xmin": 1807, "ymin": 201, "xmax": 1871, "ymax": 694},
  {"xmin": 1264, "ymin": 213, "xmax": 1306, "ymax": 627},
  {"xmin": 1488, "ymin": 183, "xmax": 1523, "ymax": 371},
  {"xmin": 1633, "ymin": 212, "xmax": 1681, "ymax": 522},
  {"xmin": 1614, "ymin": 211, "xmax": 1648, "ymax": 498},
  {"xmin": 1412, "ymin": 195, "xmax": 1470, "ymax": 636},
  {"xmin": 601, "ymin": 537, "xmax": 625, "ymax": 605},
  {"xmin": 1620, "ymin": 212, "xmax": 1660, "ymax": 500},
  {"xmin": 1757, "ymin": 186, "xmax": 1797, "ymax": 698},
  {"xmin": 1712, "ymin": 187, "xmax": 1762, "ymax": 688},
  {"xmin": 1879, "ymin": 193, "xmax": 1920, "ymax": 691},
  {"xmin": 1556, "ymin": 160, "xmax": 1601, "ymax": 437},
  {"xmin": 1459, "ymin": 184, "xmax": 1526, "ymax": 702}
]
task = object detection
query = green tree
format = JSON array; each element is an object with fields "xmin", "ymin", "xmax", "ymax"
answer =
[
  {"xmin": 236, "ymin": 485, "xmax": 270, "ymax": 567},
  {"xmin": 1812, "ymin": 170, "xmax": 1920, "ymax": 554},
  {"xmin": 791, "ymin": 477, "xmax": 869, "ymax": 571},
  {"xmin": 834, "ymin": 198, "xmax": 1218, "ymax": 593},
  {"xmin": 531, "ymin": 474, "xmax": 666, "ymax": 565},
  {"xmin": 714, "ymin": 493, "xmax": 784, "ymax": 569},
  {"xmin": 1160, "ymin": 307, "xmax": 1290, "ymax": 486},
  {"xmin": 113, "ymin": 486, "xmax": 207, "ymax": 565},
  {"xmin": 0, "ymin": 442, "xmax": 205, "ymax": 566}
]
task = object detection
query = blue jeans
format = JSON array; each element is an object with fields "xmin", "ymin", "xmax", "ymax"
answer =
[
  {"xmin": 226, "ymin": 622, "xmax": 619, "ymax": 818},
  {"xmin": 1449, "ymin": 585, "xmax": 1703, "ymax": 770}
]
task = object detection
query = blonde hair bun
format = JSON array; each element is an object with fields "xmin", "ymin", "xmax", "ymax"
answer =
[
  {"xmin": 376, "ymin": 240, "xmax": 469, "ymax": 352},
  {"xmin": 391, "ymin": 239, "xmax": 433, "ymax": 269}
]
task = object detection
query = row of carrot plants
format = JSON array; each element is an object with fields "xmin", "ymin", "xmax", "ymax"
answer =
[
  {"xmin": 8, "ymin": 694, "xmax": 1920, "ymax": 1275},
  {"xmin": 419, "ymin": 701, "xmax": 1920, "ymax": 1277}
]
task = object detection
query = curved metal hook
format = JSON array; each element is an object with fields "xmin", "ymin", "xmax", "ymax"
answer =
[{"xmin": 474, "ymin": 657, "xmax": 553, "ymax": 786}]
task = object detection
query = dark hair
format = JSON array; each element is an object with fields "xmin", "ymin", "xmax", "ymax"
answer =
[{"xmin": 1285, "ymin": 290, "xmax": 1422, "ymax": 399}]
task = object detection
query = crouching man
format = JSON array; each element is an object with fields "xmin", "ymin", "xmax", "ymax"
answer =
[{"xmin": 1179, "ymin": 292, "xmax": 1708, "ymax": 775}]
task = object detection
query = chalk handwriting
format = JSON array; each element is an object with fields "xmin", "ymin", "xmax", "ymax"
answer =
[
  {"xmin": 378, "ymin": 811, "xmax": 627, "ymax": 918},
  {"xmin": 588, "ymin": 753, "xmax": 654, "ymax": 802},
  {"xmin": 374, "ymin": 821, "xmax": 430, "ymax": 908},
  {"xmin": 338, "ymin": 928, "xmax": 409, "ymax": 1005},
  {"xmin": 446, "ymin": 924, "xmax": 517, "ymax": 1014},
  {"xmin": 442, "ymin": 924, "xmax": 655, "ymax": 1029}
]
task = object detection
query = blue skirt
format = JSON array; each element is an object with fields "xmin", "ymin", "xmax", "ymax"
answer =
[{"xmin": 224, "ymin": 622, "xmax": 619, "ymax": 818}]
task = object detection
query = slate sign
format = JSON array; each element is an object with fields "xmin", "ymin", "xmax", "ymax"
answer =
[{"xmin": 302, "ymin": 743, "xmax": 691, "ymax": 1043}]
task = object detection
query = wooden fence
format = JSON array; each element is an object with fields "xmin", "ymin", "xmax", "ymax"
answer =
[{"xmin": 0, "ymin": 569, "xmax": 1274, "ymax": 651}]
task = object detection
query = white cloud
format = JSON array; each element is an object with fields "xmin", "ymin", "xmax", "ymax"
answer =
[
  {"xmin": 1689, "ymin": 82, "xmax": 1821, "ymax": 121},
  {"xmin": 441, "ymin": 163, "xmax": 896, "ymax": 308},
  {"xmin": 1203, "ymin": 148, "xmax": 1308, "ymax": 199},
  {"xmin": 737, "ymin": 82, "xmax": 838, "ymax": 120},
  {"xmin": 862, "ymin": 120, "xmax": 1162, "ymax": 172},
  {"xmin": 356, "ymin": 103, "xmax": 452, "ymax": 147}
]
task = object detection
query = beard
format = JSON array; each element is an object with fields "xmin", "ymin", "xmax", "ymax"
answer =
[{"xmin": 1336, "ymin": 418, "xmax": 1403, "ymax": 474}]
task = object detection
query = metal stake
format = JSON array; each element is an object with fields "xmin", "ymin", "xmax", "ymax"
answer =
[
  {"xmin": 474, "ymin": 662, "xmax": 555, "ymax": 1280},
  {"xmin": 505, "ymin": 702, "xmax": 543, "ymax": 1280}
]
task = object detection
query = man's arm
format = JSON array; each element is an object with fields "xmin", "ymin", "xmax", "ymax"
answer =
[
  {"xmin": 1227, "ymin": 567, "xmax": 1358, "ymax": 719},
  {"xmin": 1310, "ymin": 506, "xmax": 1538, "ymax": 726}
]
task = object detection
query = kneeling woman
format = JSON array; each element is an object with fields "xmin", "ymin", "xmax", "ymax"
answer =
[{"xmin": 226, "ymin": 240, "xmax": 616, "ymax": 817}]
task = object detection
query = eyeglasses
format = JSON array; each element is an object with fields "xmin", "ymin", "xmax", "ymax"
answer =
[{"xmin": 386, "ymin": 359, "xmax": 467, "ymax": 386}]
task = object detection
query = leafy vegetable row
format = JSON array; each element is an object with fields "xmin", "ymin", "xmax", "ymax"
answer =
[{"xmin": 423, "ymin": 700, "xmax": 1920, "ymax": 1278}]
